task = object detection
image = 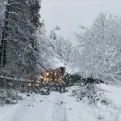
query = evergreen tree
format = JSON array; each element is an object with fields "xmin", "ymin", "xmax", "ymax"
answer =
[{"xmin": 0, "ymin": 0, "xmax": 41, "ymax": 78}]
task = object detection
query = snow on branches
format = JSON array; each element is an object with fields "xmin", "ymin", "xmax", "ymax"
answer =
[{"xmin": 76, "ymin": 13, "xmax": 121, "ymax": 84}]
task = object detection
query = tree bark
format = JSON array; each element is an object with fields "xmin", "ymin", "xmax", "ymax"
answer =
[{"xmin": 0, "ymin": 1, "xmax": 10, "ymax": 67}]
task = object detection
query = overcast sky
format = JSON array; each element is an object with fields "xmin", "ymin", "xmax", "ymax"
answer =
[{"xmin": 41, "ymin": 0, "xmax": 121, "ymax": 43}]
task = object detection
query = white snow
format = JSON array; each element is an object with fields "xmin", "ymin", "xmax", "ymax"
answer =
[
  {"xmin": 92, "ymin": 84, "xmax": 121, "ymax": 121},
  {"xmin": 0, "ymin": 84, "xmax": 121, "ymax": 121}
]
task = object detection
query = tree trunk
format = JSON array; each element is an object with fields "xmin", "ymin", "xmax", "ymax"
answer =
[{"xmin": 0, "ymin": 1, "xmax": 10, "ymax": 67}]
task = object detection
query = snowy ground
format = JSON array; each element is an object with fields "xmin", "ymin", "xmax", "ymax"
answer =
[{"xmin": 0, "ymin": 84, "xmax": 121, "ymax": 121}]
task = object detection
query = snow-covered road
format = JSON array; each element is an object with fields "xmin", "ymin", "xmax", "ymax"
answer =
[
  {"xmin": 0, "ymin": 92, "xmax": 68, "ymax": 121},
  {"xmin": 0, "ymin": 84, "xmax": 121, "ymax": 121},
  {"xmin": 0, "ymin": 92, "xmax": 67, "ymax": 121},
  {"xmin": 0, "ymin": 90, "xmax": 95, "ymax": 121}
]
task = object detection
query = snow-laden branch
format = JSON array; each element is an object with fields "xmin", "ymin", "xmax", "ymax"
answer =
[
  {"xmin": 7, "ymin": 12, "xmax": 28, "ymax": 24},
  {"xmin": 8, "ymin": 2, "xmax": 28, "ymax": 7}
]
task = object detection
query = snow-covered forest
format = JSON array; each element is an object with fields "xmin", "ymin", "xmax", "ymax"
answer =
[
  {"xmin": 0, "ymin": 0, "xmax": 121, "ymax": 121},
  {"xmin": 75, "ymin": 13, "xmax": 121, "ymax": 84},
  {"xmin": 0, "ymin": 0, "xmax": 79, "ymax": 77}
]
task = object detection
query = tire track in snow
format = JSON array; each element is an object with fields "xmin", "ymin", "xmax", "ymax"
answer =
[
  {"xmin": 49, "ymin": 92, "xmax": 67, "ymax": 121},
  {"xmin": 4, "ymin": 95, "xmax": 35, "ymax": 121}
]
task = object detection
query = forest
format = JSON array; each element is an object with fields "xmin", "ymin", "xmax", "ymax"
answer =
[{"xmin": 0, "ymin": 1, "xmax": 121, "ymax": 121}]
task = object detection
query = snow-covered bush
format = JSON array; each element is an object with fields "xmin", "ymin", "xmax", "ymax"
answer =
[
  {"xmin": 0, "ymin": 89, "xmax": 22, "ymax": 105},
  {"xmin": 72, "ymin": 83, "xmax": 101, "ymax": 104}
]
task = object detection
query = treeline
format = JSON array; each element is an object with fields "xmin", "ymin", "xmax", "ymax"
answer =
[
  {"xmin": 0, "ymin": 0, "xmax": 42, "ymax": 78},
  {"xmin": 1, "ymin": 1, "xmax": 121, "ymax": 86},
  {"xmin": 0, "ymin": 0, "xmax": 78, "ymax": 81},
  {"xmin": 76, "ymin": 13, "xmax": 121, "ymax": 84}
]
